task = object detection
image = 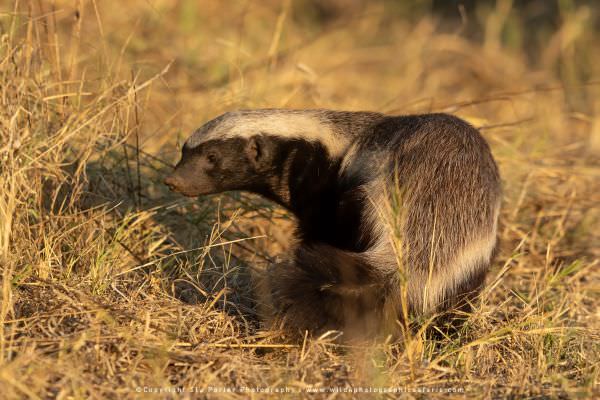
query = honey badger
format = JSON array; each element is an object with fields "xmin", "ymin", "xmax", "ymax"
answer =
[{"xmin": 165, "ymin": 109, "xmax": 502, "ymax": 335}]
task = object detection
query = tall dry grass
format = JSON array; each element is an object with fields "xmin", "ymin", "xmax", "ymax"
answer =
[{"xmin": 0, "ymin": 0, "xmax": 599, "ymax": 398}]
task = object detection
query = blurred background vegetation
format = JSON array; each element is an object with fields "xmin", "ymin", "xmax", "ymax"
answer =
[{"xmin": 0, "ymin": 1, "xmax": 598, "ymax": 398}]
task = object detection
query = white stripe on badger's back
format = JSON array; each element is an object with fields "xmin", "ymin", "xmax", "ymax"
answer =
[
  {"xmin": 416, "ymin": 201, "xmax": 501, "ymax": 313},
  {"xmin": 185, "ymin": 110, "xmax": 351, "ymax": 157},
  {"xmin": 419, "ymin": 232, "xmax": 497, "ymax": 313}
]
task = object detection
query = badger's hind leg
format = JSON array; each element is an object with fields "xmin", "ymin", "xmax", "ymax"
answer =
[{"xmin": 263, "ymin": 244, "xmax": 386, "ymax": 338}]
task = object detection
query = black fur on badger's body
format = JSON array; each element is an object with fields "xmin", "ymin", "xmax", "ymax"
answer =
[{"xmin": 165, "ymin": 109, "xmax": 502, "ymax": 336}]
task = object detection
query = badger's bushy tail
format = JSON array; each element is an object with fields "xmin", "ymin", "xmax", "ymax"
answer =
[{"xmin": 263, "ymin": 244, "xmax": 394, "ymax": 337}]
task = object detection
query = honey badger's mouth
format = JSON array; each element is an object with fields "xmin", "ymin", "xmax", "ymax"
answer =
[{"xmin": 174, "ymin": 190, "xmax": 200, "ymax": 198}]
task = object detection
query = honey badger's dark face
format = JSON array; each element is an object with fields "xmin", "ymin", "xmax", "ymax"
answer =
[{"xmin": 164, "ymin": 135, "xmax": 273, "ymax": 197}]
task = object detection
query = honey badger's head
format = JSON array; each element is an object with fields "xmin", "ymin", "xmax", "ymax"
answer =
[
  {"xmin": 165, "ymin": 111, "xmax": 282, "ymax": 197},
  {"xmin": 164, "ymin": 109, "xmax": 349, "ymax": 199},
  {"xmin": 164, "ymin": 133, "xmax": 275, "ymax": 197}
]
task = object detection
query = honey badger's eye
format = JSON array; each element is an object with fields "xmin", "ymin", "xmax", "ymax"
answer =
[{"xmin": 206, "ymin": 152, "xmax": 218, "ymax": 165}]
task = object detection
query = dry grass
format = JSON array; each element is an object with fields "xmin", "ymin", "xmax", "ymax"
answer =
[{"xmin": 1, "ymin": 0, "xmax": 599, "ymax": 398}]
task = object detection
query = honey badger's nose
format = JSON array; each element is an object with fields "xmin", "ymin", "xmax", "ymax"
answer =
[{"xmin": 164, "ymin": 175, "xmax": 180, "ymax": 191}]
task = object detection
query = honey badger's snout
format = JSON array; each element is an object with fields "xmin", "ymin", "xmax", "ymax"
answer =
[
  {"xmin": 163, "ymin": 150, "xmax": 222, "ymax": 197},
  {"xmin": 164, "ymin": 165, "xmax": 197, "ymax": 196},
  {"xmin": 163, "ymin": 172, "xmax": 198, "ymax": 197}
]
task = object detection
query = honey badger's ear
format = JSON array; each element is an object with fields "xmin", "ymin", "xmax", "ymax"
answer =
[{"xmin": 245, "ymin": 135, "xmax": 272, "ymax": 169}]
